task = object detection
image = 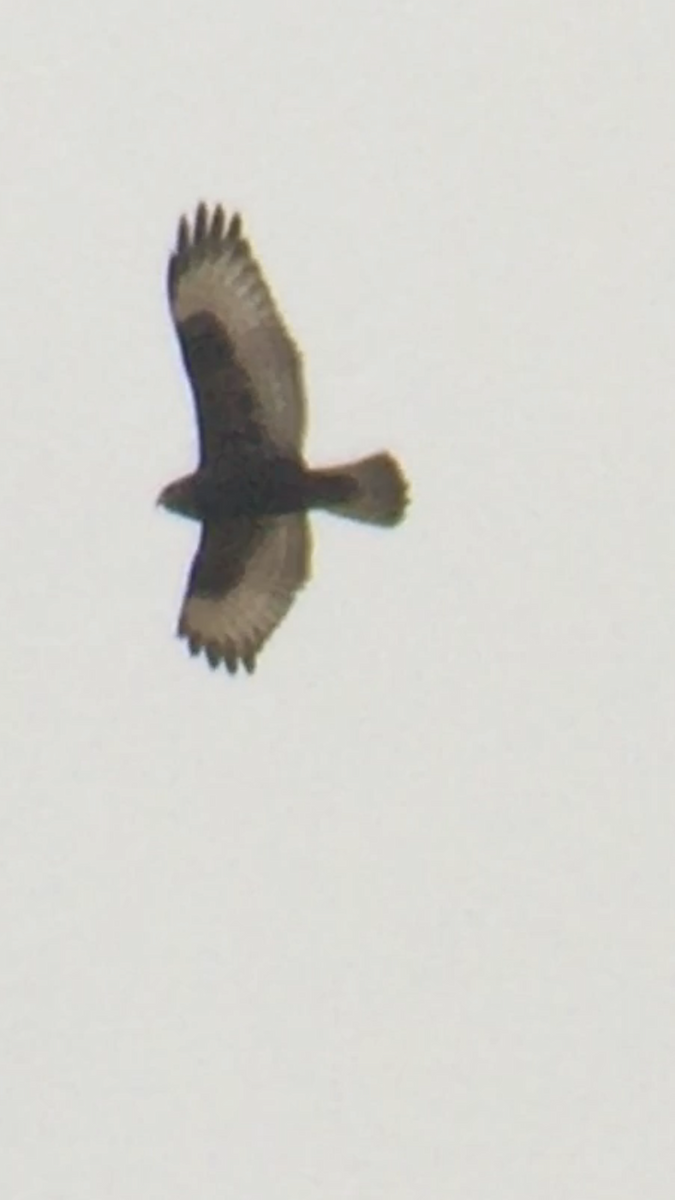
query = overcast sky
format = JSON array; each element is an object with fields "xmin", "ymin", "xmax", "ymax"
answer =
[{"xmin": 2, "ymin": 2, "xmax": 675, "ymax": 1197}]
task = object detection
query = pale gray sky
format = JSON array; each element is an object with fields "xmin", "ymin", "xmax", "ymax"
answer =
[{"xmin": 2, "ymin": 2, "xmax": 675, "ymax": 1197}]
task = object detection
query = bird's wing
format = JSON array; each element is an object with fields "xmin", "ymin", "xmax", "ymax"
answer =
[
  {"xmin": 168, "ymin": 203, "xmax": 307, "ymax": 463},
  {"xmin": 178, "ymin": 512, "xmax": 311, "ymax": 673}
]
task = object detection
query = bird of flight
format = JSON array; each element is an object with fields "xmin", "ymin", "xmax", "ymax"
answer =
[{"xmin": 159, "ymin": 202, "xmax": 409, "ymax": 674}]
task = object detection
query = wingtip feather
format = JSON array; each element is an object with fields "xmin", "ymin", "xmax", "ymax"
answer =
[
  {"xmin": 210, "ymin": 204, "xmax": 225, "ymax": 241},
  {"xmin": 194, "ymin": 202, "xmax": 208, "ymax": 242},
  {"xmin": 176, "ymin": 215, "xmax": 189, "ymax": 253}
]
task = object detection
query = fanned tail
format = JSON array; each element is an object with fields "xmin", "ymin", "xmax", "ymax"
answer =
[{"xmin": 318, "ymin": 452, "xmax": 409, "ymax": 526}]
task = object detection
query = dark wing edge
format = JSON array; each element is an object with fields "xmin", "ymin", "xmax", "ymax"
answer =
[{"xmin": 177, "ymin": 513, "xmax": 311, "ymax": 674}]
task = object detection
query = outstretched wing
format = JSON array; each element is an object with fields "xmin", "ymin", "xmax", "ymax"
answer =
[
  {"xmin": 178, "ymin": 513, "xmax": 311, "ymax": 673},
  {"xmin": 168, "ymin": 203, "xmax": 307, "ymax": 462}
]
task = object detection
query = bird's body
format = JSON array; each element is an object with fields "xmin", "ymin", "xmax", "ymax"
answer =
[
  {"xmin": 161, "ymin": 458, "xmax": 357, "ymax": 523},
  {"xmin": 159, "ymin": 202, "xmax": 409, "ymax": 674}
]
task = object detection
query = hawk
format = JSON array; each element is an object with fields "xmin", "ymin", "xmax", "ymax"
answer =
[{"xmin": 158, "ymin": 202, "xmax": 409, "ymax": 674}]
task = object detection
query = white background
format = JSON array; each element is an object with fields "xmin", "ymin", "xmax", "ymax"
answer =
[{"xmin": 2, "ymin": 2, "xmax": 674, "ymax": 1197}]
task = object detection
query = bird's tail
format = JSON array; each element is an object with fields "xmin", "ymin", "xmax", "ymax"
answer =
[{"xmin": 316, "ymin": 452, "xmax": 409, "ymax": 526}]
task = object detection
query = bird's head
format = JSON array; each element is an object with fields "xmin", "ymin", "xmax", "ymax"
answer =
[{"xmin": 156, "ymin": 475, "xmax": 201, "ymax": 519}]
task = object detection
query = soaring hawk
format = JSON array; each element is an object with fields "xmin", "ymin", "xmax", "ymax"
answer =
[{"xmin": 158, "ymin": 202, "xmax": 409, "ymax": 674}]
